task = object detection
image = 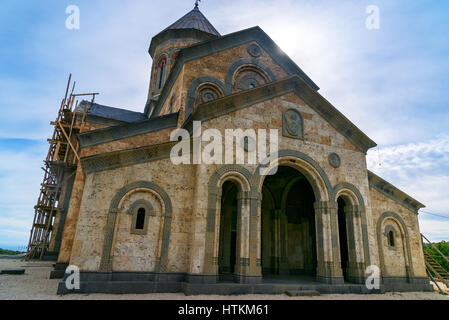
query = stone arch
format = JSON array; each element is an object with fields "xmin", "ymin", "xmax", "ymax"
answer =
[
  {"xmin": 332, "ymin": 182, "xmax": 371, "ymax": 268},
  {"xmin": 203, "ymin": 165, "xmax": 256, "ymax": 279},
  {"xmin": 332, "ymin": 182, "xmax": 364, "ymax": 206},
  {"xmin": 185, "ymin": 76, "xmax": 227, "ymax": 120},
  {"xmin": 253, "ymin": 150, "xmax": 332, "ymax": 202},
  {"xmin": 376, "ymin": 212, "xmax": 414, "ymax": 281},
  {"xmin": 99, "ymin": 181, "xmax": 173, "ymax": 272},
  {"xmin": 225, "ymin": 58, "xmax": 276, "ymax": 93},
  {"xmin": 126, "ymin": 199, "xmax": 154, "ymax": 215}
]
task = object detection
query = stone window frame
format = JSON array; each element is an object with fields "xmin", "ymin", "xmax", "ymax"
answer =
[
  {"xmin": 196, "ymin": 82, "xmax": 224, "ymax": 104},
  {"xmin": 232, "ymin": 65, "xmax": 271, "ymax": 92},
  {"xmin": 127, "ymin": 199, "xmax": 155, "ymax": 235},
  {"xmin": 155, "ymin": 54, "xmax": 168, "ymax": 90},
  {"xmin": 384, "ymin": 225, "xmax": 398, "ymax": 250},
  {"xmin": 185, "ymin": 76, "xmax": 228, "ymax": 120},
  {"xmin": 224, "ymin": 58, "xmax": 276, "ymax": 94}
]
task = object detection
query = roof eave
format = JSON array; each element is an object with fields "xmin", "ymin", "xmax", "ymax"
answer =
[
  {"xmin": 368, "ymin": 170, "xmax": 426, "ymax": 213},
  {"xmin": 183, "ymin": 75, "xmax": 376, "ymax": 154},
  {"xmin": 148, "ymin": 28, "xmax": 220, "ymax": 58}
]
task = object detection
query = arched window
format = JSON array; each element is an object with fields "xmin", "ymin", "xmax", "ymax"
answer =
[
  {"xmin": 233, "ymin": 65, "xmax": 272, "ymax": 92},
  {"xmin": 197, "ymin": 83, "xmax": 224, "ymax": 104},
  {"xmin": 128, "ymin": 199, "xmax": 155, "ymax": 235},
  {"xmin": 157, "ymin": 57, "xmax": 167, "ymax": 90},
  {"xmin": 135, "ymin": 208, "xmax": 146, "ymax": 230},
  {"xmin": 388, "ymin": 230, "xmax": 395, "ymax": 247}
]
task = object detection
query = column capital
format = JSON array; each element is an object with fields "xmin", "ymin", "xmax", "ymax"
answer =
[
  {"xmin": 344, "ymin": 205, "xmax": 363, "ymax": 218},
  {"xmin": 314, "ymin": 201, "xmax": 337, "ymax": 213},
  {"xmin": 237, "ymin": 190, "xmax": 262, "ymax": 201}
]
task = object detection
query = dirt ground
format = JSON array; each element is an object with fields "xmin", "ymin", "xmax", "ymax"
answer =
[{"xmin": 1, "ymin": 258, "xmax": 448, "ymax": 300}]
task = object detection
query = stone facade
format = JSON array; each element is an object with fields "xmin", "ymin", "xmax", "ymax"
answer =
[{"xmin": 52, "ymin": 7, "xmax": 432, "ymax": 294}]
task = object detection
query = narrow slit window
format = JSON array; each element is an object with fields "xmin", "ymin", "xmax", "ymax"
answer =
[
  {"xmin": 157, "ymin": 58, "xmax": 166, "ymax": 90},
  {"xmin": 388, "ymin": 230, "xmax": 395, "ymax": 247},
  {"xmin": 135, "ymin": 208, "xmax": 146, "ymax": 230}
]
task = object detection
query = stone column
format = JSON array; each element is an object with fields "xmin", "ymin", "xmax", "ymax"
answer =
[
  {"xmin": 344, "ymin": 205, "xmax": 366, "ymax": 284},
  {"xmin": 234, "ymin": 190, "xmax": 262, "ymax": 284},
  {"xmin": 50, "ymin": 164, "xmax": 85, "ymax": 279},
  {"xmin": 56, "ymin": 165, "xmax": 85, "ymax": 262},
  {"xmin": 48, "ymin": 166, "xmax": 76, "ymax": 256},
  {"xmin": 247, "ymin": 190, "xmax": 263, "ymax": 283},
  {"xmin": 314, "ymin": 201, "xmax": 344, "ymax": 284},
  {"xmin": 187, "ymin": 164, "xmax": 217, "ymax": 284},
  {"xmin": 234, "ymin": 194, "xmax": 247, "ymax": 281}
]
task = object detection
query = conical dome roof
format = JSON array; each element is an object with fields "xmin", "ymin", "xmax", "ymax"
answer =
[
  {"xmin": 161, "ymin": 6, "xmax": 220, "ymax": 36},
  {"xmin": 149, "ymin": 6, "xmax": 220, "ymax": 57}
]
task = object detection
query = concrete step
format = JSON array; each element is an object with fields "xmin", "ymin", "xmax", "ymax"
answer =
[
  {"xmin": 1, "ymin": 269, "xmax": 25, "ymax": 275},
  {"xmin": 285, "ymin": 290, "xmax": 320, "ymax": 297}
]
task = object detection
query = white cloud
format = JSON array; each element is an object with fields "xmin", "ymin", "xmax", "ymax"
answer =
[
  {"xmin": 420, "ymin": 218, "xmax": 449, "ymax": 243},
  {"xmin": 0, "ymin": 146, "xmax": 44, "ymax": 247},
  {"xmin": 368, "ymin": 135, "xmax": 449, "ymax": 241}
]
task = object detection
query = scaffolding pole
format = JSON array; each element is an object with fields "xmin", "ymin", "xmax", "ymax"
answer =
[{"xmin": 26, "ymin": 74, "xmax": 98, "ymax": 260}]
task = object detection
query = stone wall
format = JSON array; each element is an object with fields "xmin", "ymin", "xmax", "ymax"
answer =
[
  {"xmin": 369, "ymin": 186, "xmax": 427, "ymax": 279},
  {"xmin": 69, "ymin": 159, "xmax": 195, "ymax": 272}
]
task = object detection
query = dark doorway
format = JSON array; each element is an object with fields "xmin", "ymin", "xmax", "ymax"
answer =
[
  {"xmin": 261, "ymin": 166, "xmax": 317, "ymax": 280},
  {"xmin": 218, "ymin": 181, "xmax": 238, "ymax": 281},
  {"xmin": 337, "ymin": 197, "xmax": 349, "ymax": 281}
]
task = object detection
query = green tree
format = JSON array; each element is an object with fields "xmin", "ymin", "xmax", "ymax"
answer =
[{"xmin": 424, "ymin": 241, "xmax": 449, "ymax": 271}]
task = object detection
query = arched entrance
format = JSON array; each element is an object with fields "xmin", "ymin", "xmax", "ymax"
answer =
[
  {"xmin": 337, "ymin": 197, "xmax": 349, "ymax": 281},
  {"xmin": 218, "ymin": 181, "xmax": 239, "ymax": 281},
  {"xmin": 261, "ymin": 166, "xmax": 317, "ymax": 280}
]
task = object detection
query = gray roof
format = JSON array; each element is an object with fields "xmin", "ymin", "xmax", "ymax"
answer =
[
  {"xmin": 76, "ymin": 101, "xmax": 147, "ymax": 123},
  {"xmin": 159, "ymin": 6, "xmax": 220, "ymax": 37}
]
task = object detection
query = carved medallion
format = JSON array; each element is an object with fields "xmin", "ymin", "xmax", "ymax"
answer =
[
  {"xmin": 328, "ymin": 153, "xmax": 341, "ymax": 168},
  {"xmin": 282, "ymin": 109, "xmax": 303, "ymax": 139},
  {"xmin": 247, "ymin": 44, "xmax": 262, "ymax": 57}
]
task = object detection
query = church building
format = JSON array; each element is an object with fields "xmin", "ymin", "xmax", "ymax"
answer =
[{"xmin": 46, "ymin": 5, "xmax": 432, "ymax": 294}]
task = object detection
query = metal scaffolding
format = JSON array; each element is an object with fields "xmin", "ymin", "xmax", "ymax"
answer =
[{"xmin": 26, "ymin": 74, "xmax": 98, "ymax": 260}]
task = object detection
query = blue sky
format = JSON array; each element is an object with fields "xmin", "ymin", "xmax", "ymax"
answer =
[{"xmin": 0, "ymin": 0, "xmax": 448, "ymax": 250}]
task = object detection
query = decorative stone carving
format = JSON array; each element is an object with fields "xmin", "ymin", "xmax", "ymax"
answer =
[
  {"xmin": 247, "ymin": 44, "xmax": 262, "ymax": 57},
  {"xmin": 201, "ymin": 91, "xmax": 217, "ymax": 103},
  {"xmin": 282, "ymin": 109, "xmax": 304, "ymax": 139},
  {"xmin": 328, "ymin": 153, "xmax": 341, "ymax": 168},
  {"xmin": 237, "ymin": 74, "xmax": 260, "ymax": 90}
]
